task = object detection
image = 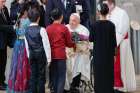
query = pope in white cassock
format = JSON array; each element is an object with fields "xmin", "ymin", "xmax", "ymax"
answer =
[
  {"xmin": 64, "ymin": 13, "xmax": 91, "ymax": 91},
  {"xmin": 104, "ymin": 0, "xmax": 136, "ymax": 92}
]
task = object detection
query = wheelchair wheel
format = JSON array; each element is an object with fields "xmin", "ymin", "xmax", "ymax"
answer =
[{"xmin": 90, "ymin": 55, "xmax": 94, "ymax": 91}]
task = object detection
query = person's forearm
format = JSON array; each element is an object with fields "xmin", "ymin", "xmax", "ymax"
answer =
[{"xmin": 0, "ymin": 25, "xmax": 14, "ymax": 32}]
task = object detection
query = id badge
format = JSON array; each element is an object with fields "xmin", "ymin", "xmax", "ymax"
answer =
[{"xmin": 76, "ymin": 5, "xmax": 83, "ymax": 13}]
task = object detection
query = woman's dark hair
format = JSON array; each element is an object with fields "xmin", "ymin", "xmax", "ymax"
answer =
[
  {"xmin": 28, "ymin": 1, "xmax": 40, "ymax": 9},
  {"xmin": 18, "ymin": 1, "xmax": 40, "ymax": 19},
  {"xmin": 16, "ymin": 3, "xmax": 30, "ymax": 27},
  {"xmin": 50, "ymin": 8, "xmax": 63, "ymax": 21},
  {"xmin": 28, "ymin": 7, "xmax": 40, "ymax": 22},
  {"xmin": 18, "ymin": 3, "xmax": 30, "ymax": 18},
  {"xmin": 97, "ymin": 3, "xmax": 109, "ymax": 16}
]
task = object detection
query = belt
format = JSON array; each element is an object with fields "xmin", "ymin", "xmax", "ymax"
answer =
[
  {"xmin": 30, "ymin": 47, "xmax": 44, "ymax": 52},
  {"xmin": 17, "ymin": 36, "xmax": 24, "ymax": 40}
]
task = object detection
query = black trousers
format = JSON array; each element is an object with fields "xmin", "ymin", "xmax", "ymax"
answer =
[
  {"xmin": 50, "ymin": 59, "xmax": 66, "ymax": 93},
  {"xmin": 0, "ymin": 49, "xmax": 7, "ymax": 85},
  {"xmin": 93, "ymin": 62, "xmax": 114, "ymax": 93},
  {"xmin": 29, "ymin": 50, "xmax": 46, "ymax": 93}
]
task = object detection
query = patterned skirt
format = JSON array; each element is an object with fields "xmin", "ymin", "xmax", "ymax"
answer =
[{"xmin": 7, "ymin": 40, "xmax": 30, "ymax": 93}]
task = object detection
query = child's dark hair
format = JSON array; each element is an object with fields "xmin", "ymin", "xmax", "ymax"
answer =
[
  {"xmin": 28, "ymin": 7, "xmax": 40, "ymax": 22},
  {"xmin": 18, "ymin": 2, "xmax": 40, "ymax": 19},
  {"xmin": 97, "ymin": 3, "xmax": 109, "ymax": 16},
  {"xmin": 16, "ymin": 3, "xmax": 30, "ymax": 28},
  {"xmin": 40, "ymin": 0, "xmax": 45, "ymax": 4},
  {"xmin": 50, "ymin": 8, "xmax": 63, "ymax": 21},
  {"xmin": 18, "ymin": 3, "xmax": 30, "ymax": 18}
]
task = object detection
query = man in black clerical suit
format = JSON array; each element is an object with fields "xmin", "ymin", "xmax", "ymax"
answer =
[
  {"xmin": 0, "ymin": 0, "xmax": 16, "ymax": 90},
  {"xmin": 39, "ymin": 0, "xmax": 47, "ymax": 27},
  {"xmin": 73, "ymin": 0, "xmax": 91, "ymax": 29},
  {"xmin": 45, "ymin": 0, "xmax": 76, "ymax": 26}
]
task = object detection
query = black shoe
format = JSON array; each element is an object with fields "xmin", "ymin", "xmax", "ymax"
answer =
[
  {"xmin": 63, "ymin": 90, "xmax": 70, "ymax": 93},
  {"xmin": 0, "ymin": 83, "xmax": 7, "ymax": 90},
  {"xmin": 70, "ymin": 87, "xmax": 80, "ymax": 93},
  {"xmin": 0, "ymin": 85, "xmax": 6, "ymax": 90}
]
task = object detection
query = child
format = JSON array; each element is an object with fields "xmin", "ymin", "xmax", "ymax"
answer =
[
  {"xmin": 8, "ymin": 4, "xmax": 31, "ymax": 93},
  {"xmin": 25, "ymin": 7, "xmax": 51, "ymax": 93},
  {"xmin": 46, "ymin": 8, "xmax": 75, "ymax": 93}
]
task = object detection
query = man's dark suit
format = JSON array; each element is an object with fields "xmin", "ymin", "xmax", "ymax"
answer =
[
  {"xmin": 45, "ymin": 0, "xmax": 76, "ymax": 26},
  {"xmin": 0, "ymin": 6, "xmax": 16, "ymax": 86},
  {"xmin": 73, "ymin": 0, "xmax": 91, "ymax": 30},
  {"xmin": 39, "ymin": 5, "xmax": 46, "ymax": 27}
]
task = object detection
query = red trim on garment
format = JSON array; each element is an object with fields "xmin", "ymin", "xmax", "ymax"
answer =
[{"xmin": 114, "ymin": 33, "xmax": 128, "ymax": 87}]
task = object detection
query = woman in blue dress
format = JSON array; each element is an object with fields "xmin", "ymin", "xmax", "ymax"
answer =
[{"xmin": 7, "ymin": 4, "xmax": 31, "ymax": 93}]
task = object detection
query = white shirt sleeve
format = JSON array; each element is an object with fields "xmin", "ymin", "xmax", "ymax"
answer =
[
  {"xmin": 110, "ymin": 7, "xmax": 130, "ymax": 46},
  {"xmin": 40, "ymin": 28, "xmax": 51, "ymax": 63},
  {"xmin": 24, "ymin": 36, "xmax": 29, "ymax": 58},
  {"xmin": 116, "ymin": 10, "xmax": 130, "ymax": 46}
]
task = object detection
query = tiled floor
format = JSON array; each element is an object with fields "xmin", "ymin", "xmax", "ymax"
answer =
[
  {"xmin": 0, "ymin": 75, "xmax": 140, "ymax": 93},
  {"xmin": 1, "ymin": 1, "xmax": 140, "ymax": 93}
]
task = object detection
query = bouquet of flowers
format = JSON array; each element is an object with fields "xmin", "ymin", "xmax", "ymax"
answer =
[
  {"xmin": 71, "ymin": 32, "xmax": 89, "ymax": 42},
  {"xmin": 71, "ymin": 32, "xmax": 89, "ymax": 53},
  {"xmin": 71, "ymin": 32, "xmax": 80, "ymax": 43}
]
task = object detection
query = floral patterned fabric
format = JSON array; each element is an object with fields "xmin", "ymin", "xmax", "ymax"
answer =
[{"xmin": 7, "ymin": 18, "xmax": 31, "ymax": 93}]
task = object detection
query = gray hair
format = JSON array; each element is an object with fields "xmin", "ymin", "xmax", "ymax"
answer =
[
  {"xmin": 70, "ymin": 13, "xmax": 80, "ymax": 21},
  {"xmin": 103, "ymin": 0, "xmax": 116, "ymax": 5}
]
